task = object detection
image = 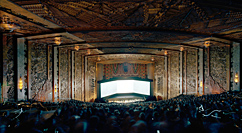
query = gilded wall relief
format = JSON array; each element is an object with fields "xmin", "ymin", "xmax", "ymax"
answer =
[
  {"xmin": 186, "ymin": 50, "xmax": 197, "ymax": 94},
  {"xmin": 204, "ymin": 45, "xmax": 229, "ymax": 94},
  {"xmin": 154, "ymin": 57, "xmax": 164, "ymax": 99},
  {"xmin": 2, "ymin": 35, "xmax": 15, "ymax": 101},
  {"xmin": 30, "ymin": 42, "xmax": 48, "ymax": 99},
  {"xmin": 88, "ymin": 65, "xmax": 96, "ymax": 102},
  {"xmin": 209, "ymin": 46, "xmax": 229, "ymax": 92},
  {"xmin": 182, "ymin": 51, "xmax": 186, "ymax": 94},
  {"xmin": 59, "ymin": 48, "xmax": 69, "ymax": 100},
  {"xmin": 169, "ymin": 52, "xmax": 179, "ymax": 98},
  {"xmin": 75, "ymin": 52, "xmax": 83, "ymax": 101}
]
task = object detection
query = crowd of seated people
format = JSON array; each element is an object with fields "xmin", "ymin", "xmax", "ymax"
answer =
[{"xmin": 0, "ymin": 91, "xmax": 241, "ymax": 133}]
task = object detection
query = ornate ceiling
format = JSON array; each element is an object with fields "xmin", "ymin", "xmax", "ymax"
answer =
[{"xmin": 1, "ymin": 0, "xmax": 242, "ymax": 58}]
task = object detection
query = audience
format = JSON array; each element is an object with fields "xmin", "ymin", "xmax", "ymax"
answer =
[{"xmin": 0, "ymin": 91, "xmax": 241, "ymax": 133}]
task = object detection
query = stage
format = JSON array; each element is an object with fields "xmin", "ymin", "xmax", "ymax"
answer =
[{"xmin": 102, "ymin": 93, "xmax": 149, "ymax": 103}]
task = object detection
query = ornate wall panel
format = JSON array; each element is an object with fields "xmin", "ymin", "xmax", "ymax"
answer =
[
  {"xmin": 186, "ymin": 50, "xmax": 197, "ymax": 94},
  {"xmin": 204, "ymin": 46, "xmax": 229, "ymax": 94},
  {"xmin": 209, "ymin": 46, "xmax": 229, "ymax": 92},
  {"xmin": 2, "ymin": 35, "xmax": 15, "ymax": 101},
  {"xmin": 87, "ymin": 57, "xmax": 96, "ymax": 102},
  {"xmin": 30, "ymin": 42, "xmax": 48, "ymax": 99},
  {"xmin": 103, "ymin": 63, "xmax": 147, "ymax": 80},
  {"xmin": 182, "ymin": 51, "xmax": 186, "ymax": 94},
  {"xmin": 59, "ymin": 48, "xmax": 69, "ymax": 100},
  {"xmin": 75, "ymin": 52, "xmax": 83, "ymax": 101},
  {"xmin": 68, "ymin": 50, "xmax": 71, "ymax": 99},
  {"xmin": 169, "ymin": 52, "xmax": 179, "ymax": 98},
  {"xmin": 204, "ymin": 48, "xmax": 209, "ymax": 89},
  {"xmin": 48, "ymin": 46, "xmax": 53, "ymax": 81},
  {"xmin": 154, "ymin": 57, "xmax": 165, "ymax": 99}
]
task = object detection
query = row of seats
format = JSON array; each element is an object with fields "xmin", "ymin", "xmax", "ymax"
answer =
[{"xmin": 0, "ymin": 91, "xmax": 241, "ymax": 133}]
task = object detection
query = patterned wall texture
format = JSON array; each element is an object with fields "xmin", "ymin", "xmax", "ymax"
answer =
[
  {"xmin": 204, "ymin": 47, "xmax": 209, "ymax": 93},
  {"xmin": 30, "ymin": 42, "xmax": 48, "ymax": 99},
  {"xmin": 68, "ymin": 50, "xmax": 72, "ymax": 99},
  {"xmin": 48, "ymin": 46, "xmax": 53, "ymax": 82},
  {"xmin": 169, "ymin": 52, "xmax": 179, "ymax": 98},
  {"xmin": 59, "ymin": 48, "xmax": 69, "ymax": 100},
  {"xmin": 154, "ymin": 57, "xmax": 165, "ymax": 99},
  {"xmin": 75, "ymin": 52, "xmax": 83, "ymax": 101},
  {"xmin": 204, "ymin": 45, "xmax": 229, "ymax": 94},
  {"xmin": 209, "ymin": 46, "xmax": 229, "ymax": 92},
  {"xmin": 87, "ymin": 57, "xmax": 96, "ymax": 102},
  {"xmin": 186, "ymin": 50, "xmax": 197, "ymax": 94},
  {"xmin": 103, "ymin": 63, "xmax": 147, "ymax": 80},
  {"xmin": 2, "ymin": 35, "xmax": 15, "ymax": 101},
  {"xmin": 182, "ymin": 51, "xmax": 186, "ymax": 94}
]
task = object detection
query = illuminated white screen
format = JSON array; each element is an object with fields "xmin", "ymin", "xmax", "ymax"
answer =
[{"xmin": 100, "ymin": 80, "xmax": 150, "ymax": 98}]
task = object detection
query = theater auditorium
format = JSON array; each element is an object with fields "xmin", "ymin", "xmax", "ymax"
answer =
[{"xmin": 0, "ymin": 0, "xmax": 241, "ymax": 132}]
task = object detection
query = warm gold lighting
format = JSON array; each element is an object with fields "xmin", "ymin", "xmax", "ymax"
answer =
[
  {"xmin": 55, "ymin": 84, "xmax": 57, "ymax": 93},
  {"xmin": 200, "ymin": 81, "xmax": 203, "ymax": 87},
  {"xmin": 97, "ymin": 56, "xmax": 101, "ymax": 61},
  {"xmin": 54, "ymin": 37, "xmax": 61, "ymax": 45},
  {"xmin": 164, "ymin": 50, "xmax": 168, "ymax": 55},
  {"xmin": 74, "ymin": 46, "xmax": 79, "ymax": 51},
  {"xmin": 180, "ymin": 47, "xmax": 184, "ymax": 51},
  {"xmin": 87, "ymin": 49, "xmax": 91, "ymax": 55},
  {"xmin": 204, "ymin": 41, "xmax": 210, "ymax": 47},
  {"xmin": 234, "ymin": 73, "xmax": 239, "ymax": 83},
  {"xmin": 19, "ymin": 76, "xmax": 23, "ymax": 91},
  {"xmin": 0, "ymin": 16, "xmax": 20, "ymax": 32},
  {"xmin": 151, "ymin": 57, "xmax": 155, "ymax": 61}
]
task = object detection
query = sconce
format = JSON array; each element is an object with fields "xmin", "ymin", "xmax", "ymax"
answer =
[
  {"xmin": 74, "ymin": 46, "xmax": 79, "ymax": 51},
  {"xmin": 164, "ymin": 50, "xmax": 168, "ymax": 55},
  {"xmin": 234, "ymin": 73, "xmax": 239, "ymax": 84},
  {"xmin": 55, "ymin": 84, "xmax": 57, "ymax": 93},
  {"xmin": 200, "ymin": 80, "xmax": 203, "ymax": 87},
  {"xmin": 97, "ymin": 56, "xmax": 101, "ymax": 61},
  {"xmin": 87, "ymin": 49, "xmax": 91, "ymax": 55},
  {"xmin": 204, "ymin": 41, "xmax": 210, "ymax": 47},
  {"xmin": 54, "ymin": 37, "xmax": 62, "ymax": 45},
  {"xmin": 151, "ymin": 57, "xmax": 155, "ymax": 61},
  {"xmin": 19, "ymin": 76, "xmax": 23, "ymax": 92},
  {"xmin": 180, "ymin": 47, "xmax": 184, "ymax": 52}
]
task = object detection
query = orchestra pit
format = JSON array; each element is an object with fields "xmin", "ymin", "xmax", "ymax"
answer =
[{"xmin": 0, "ymin": 0, "xmax": 241, "ymax": 132}]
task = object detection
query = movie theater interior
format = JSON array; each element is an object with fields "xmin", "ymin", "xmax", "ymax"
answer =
[{"xmin": 0, "ymin": 0, "xmax": 241, "ymax": 132}]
